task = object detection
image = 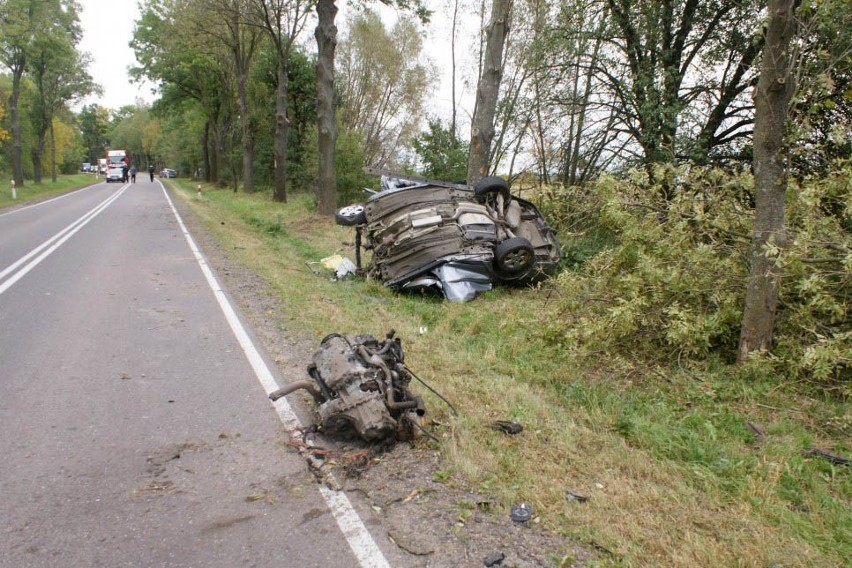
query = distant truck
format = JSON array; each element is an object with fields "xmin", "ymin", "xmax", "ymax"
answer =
[
  {"xmin": 106, "ymin": 150, "xmax": 127, "ymax": 170},
  {"xmin": 97, "ymin": 158, "xmax": 108, "ymax": 174}
]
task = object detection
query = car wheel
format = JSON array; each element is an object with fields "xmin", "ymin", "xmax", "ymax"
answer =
[
  {"xmin": 494, "ymin": 237, "xmax": 535, "ymax": 274},
  {"xmin": 334, "ymin": 204, "xmax": 366, "ymax": 226},
  {"xmin": 473, "ymin": 176, "xmax": 510, "ymax": 203}
]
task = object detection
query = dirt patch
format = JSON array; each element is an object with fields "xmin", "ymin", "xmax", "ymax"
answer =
[{"xmin": 172, "ymin": 193, "xmax": 593, "ymax": 567}]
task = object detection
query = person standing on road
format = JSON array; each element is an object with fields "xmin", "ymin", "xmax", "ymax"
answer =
[
  {"xmin": 130, "ymin": 165, "xmax": 137, "ymax": 183},
  {"xmin": 148, "ymin": 164, "xmax": 155, "ymax": 182}
]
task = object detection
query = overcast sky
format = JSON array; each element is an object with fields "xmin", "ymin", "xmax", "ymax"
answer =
[
  {"xmin": 77, "ymin": 0, "xmax": 154, "ymax": 110},
  {"xmin": 75, "ymin": 0, "xmax": 472, "ymax": 124}
]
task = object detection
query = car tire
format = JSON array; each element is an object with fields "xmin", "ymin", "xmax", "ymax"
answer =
[
  {"xmin": 494, "ymin": 237, "xmax": 535, "ymax": 274},
  {"xmin": 334, "ymin": 204, "xmax": 366, "ymax": 226},
  {"xmin": 473, "ymin": 176, "xmax": 510, "ymax": 203}
]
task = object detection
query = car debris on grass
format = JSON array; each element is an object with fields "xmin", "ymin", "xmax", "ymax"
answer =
[
  {"xmin": 269, "ymin": 330, "xmax": 454, "ymax": 442},
  {"xmin": 335, "ymin": 169, "xmax": 563, "ymax": 302}
]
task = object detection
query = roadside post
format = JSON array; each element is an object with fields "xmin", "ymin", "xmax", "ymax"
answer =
[
  {"xmin": 10, "ymin": 179, "xmax": 16, "ymax": 200},
  {"xmin": 196, "ymin": 184, "xmax": 202, "ymax": 199}
]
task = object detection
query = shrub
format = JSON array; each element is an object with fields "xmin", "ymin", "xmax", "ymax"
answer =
[{"xmin": 541, "ymin": 162, "xmax": 850, "ymax": 391}]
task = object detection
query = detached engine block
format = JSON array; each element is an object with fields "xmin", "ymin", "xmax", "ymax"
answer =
[{"xmin": 270, "ymin": 331, "xmax": 425, "ymax": 441}]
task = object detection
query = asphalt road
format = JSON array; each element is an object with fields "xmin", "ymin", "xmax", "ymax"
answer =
[{"xmin": 0, "ymin": 177, "xmax": 393, "ymax": 567}]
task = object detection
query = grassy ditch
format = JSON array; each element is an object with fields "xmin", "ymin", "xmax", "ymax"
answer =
[
  {"xmin": 0, "ymin": 173, "xmax": 100, "ymax": 209},
  {"xmin": 171, "ymin": 180, "xmax": 850, "ymax": 568}
]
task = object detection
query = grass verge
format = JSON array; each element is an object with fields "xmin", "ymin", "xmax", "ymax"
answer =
[
  {"xmin": 0, "ymin": 173, "xmax": 100, "ymax": 209},
  {"xmin": 171, "ymin": 181, "xmax": 850, "ymax": 568}
]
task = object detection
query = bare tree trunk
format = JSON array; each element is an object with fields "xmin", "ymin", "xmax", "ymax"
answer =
[
  {"xmin": 450, "ymin": 0, "xmax": 460, "ymax": 140},
  {"xmin": 467, "ymin": 0, "xmax": 512, "ymax": 185},
  {"xmin": 273, "ymin": 59, "xmax": 289, "ymax": 202},
  {"xmin": 202, "ymin": 120, "xmax": 211, "ymax": 182},
  {"xmin": 50, "ymin": 121, "xmax": 57, "ymax": 182},
  {"xmin": 32, "ymin": 139, "xmax": 44, "ymax": 184},
  {"xmin": 252, "ymin": 0, "xmax": 309, "ymax": 204},
  {"xmin": 737, "ymin": 0, "xmax": 799, "ymax": 363},
  {"xmin": 211, "ymin": 117, "xmax": 224, "ymax": 185},
  {"xmin": 315, "ymin": 0, "xmax": 338, "ymax": 215},
  {"xmin": 237, "ymin": 62, "xmax": 254, "ymax": 193},
  {"xmin": 11, "ymin": 68, "xmax": 25, "ymax": 187},
  {"xmin": 568, "ymin": 15, "xmax": 605, "ymax": 186}
]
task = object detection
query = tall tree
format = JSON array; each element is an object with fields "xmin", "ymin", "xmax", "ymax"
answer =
[
  {"xmin": 338, "ymin": 8, "xmax": 433, "ymax": 168},
  {"xmin": 200, "ymin": 0, "xmax": 260, "ymax": 193},
  {"xmin": 249, "ymin": 0, "xmax": 312, "ymax": 202},
  {"xmin": 602, "ymin": 0, "xmax": 764, "ymax": 172},
  {"xmin": 467, "ymin": 0, "xmax": 512, "ymax": 184},
  {"xmin": 737, "ymin": 0, "xmax": 800, "ymax": 362},
  {"xmin": 132, "ymin": 0, "xmax": 233, "ymax": 185},
  {"xmin": 314, "ymin": 0, "xmax": 338, "ymax": 214},
  {"xmin": 313, "ymin": 0, "xmax": 429, "ymax": 214},
  {"xmin": 28, "ymin": 2, "xmax": 96, "ymax": 183},
  {"xmin": 0, "ymin": 0, "xmax": 38, "ymax": 186},
  {"xmin": 447, "ymin": 0, "xmax": 462, "ymax": 140},
  {"xmin": 78, "ymin": 104, "xmax": 112, "ymax": 163}
]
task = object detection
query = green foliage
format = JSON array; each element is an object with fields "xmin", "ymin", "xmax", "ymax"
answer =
[
  {"xmin": 173, "ymin": 179, "xmax": 851, "ymax": 566},
  {"xmin": 411, "ymin": 118, "xmax": 468, "ymax": 181},
  {"xmin": 789, "ymin": 0, "xmax": 852, "ymax": 172},
  {"xmin": 302, "ymin": 120, "xmax": 373, "ymax": 206},
  {"xmin": 0, "ymin": 76, "xmax": 36, "ymax": 178},
  {"xmin": 78, "ymin": 104, "xmax": 112, "ymax": 162},
  {"xmin": 284, "ymin": 50, "xmax": 318, "ymax": 191},
  {"xmin": 109, "ymin": 105, "xmax": 152, "ymax": 165},
  {"xmin": 151, "ymin": 103, "xmax": 205, "ymax": 175},
  {"xmin": 542, "ymin": 163, "xmax": 851, "ymax": 390}
]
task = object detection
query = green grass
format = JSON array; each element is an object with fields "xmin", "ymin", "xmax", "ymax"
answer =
[
  {"xmin": 172, "ymin": 180, "xmax": 851, "ymax": 568},
  {"xmin": 0, "ymin": 173, "xmax": 100, "ymax": 209}
]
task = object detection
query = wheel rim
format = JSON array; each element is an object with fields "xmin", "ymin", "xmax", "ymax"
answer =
[
  {"xmin": 501, "ymin": 248, "xmax": 533, "ymax": 271},
  {"xmin": 339, "ymin": 205, "xmax": 364, "ymax": 217}
]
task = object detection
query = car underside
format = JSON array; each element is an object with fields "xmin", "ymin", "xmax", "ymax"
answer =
[{"xmin": 335, "ymin": 171, "xmax": 563, "ymax": 302}]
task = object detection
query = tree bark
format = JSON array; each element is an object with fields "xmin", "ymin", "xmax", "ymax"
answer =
[
  {"xmin": 737, "ymin": 0, "xmax": 799, "ymax": 363},
  {"xmin": 315, "ymin": 0, "xmax": 338, "ymax": 215},
  {"xmin": 50, "ymin": 121, "xmax": 57, "ymax": 182},
  {"xmin": 467, "ymin": 0, "xmax": 512, "ymax": 185},
  {"xmin": 273, "ymin": 55, "xmax": 289, "ymax": 202},
  {"xmin": 11, "ymin": 67, "xmax": 25, "ymax": 187},
  {"xmin": 450, "ymin": 0, "xmax": 459, "ymax": 140},
  {"xmin": 202, "ymin": 120, "xmax": 211, "ymax": 182},
  {"xmin": 32, "ymin": 140, "xmax": 44, "ymax": 184},
  {"xmin": 236, "ymin": 53, "xmax": 254, "ymax": 193}
]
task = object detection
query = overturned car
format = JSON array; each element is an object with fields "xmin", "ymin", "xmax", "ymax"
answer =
[{"xmin": 335, "ymin": 171, "xmax": 563, "ymax": 302}]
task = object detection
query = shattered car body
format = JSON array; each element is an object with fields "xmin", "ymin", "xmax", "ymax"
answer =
[
  {"xmin": 269, "ymin": 331, "xmax": 425, "ymax": 442},
  {"xmin": 336, "ymin": 171, "xmax": 563, "ymax": 302}
]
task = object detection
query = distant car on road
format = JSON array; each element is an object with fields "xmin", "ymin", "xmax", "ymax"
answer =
[
  {"xmin": 160, "ymin": 168, "xmax": 177, "ymax": 178},
  {"xmin": 81, "ymin": 163, "xmax": 92, "ymax": 173},
  {"xmin": 105, "ymin": 167, "xmax": 124, "ymax": 183}
]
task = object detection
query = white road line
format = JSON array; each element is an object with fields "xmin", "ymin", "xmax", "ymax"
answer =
[
  {"xmin": 159, "ymin": 184, "xmax": 392, "ymax": 568},
  {"xmin": 0, "ymin": 181, "xmax": 102, "ymax": 218},
  {"xmin": 0, "ymin": 186, "xmax": 126, "ymax": 283},
  {"xmin": 0, "ymin": 185, "xmax": 130, "ymax": 296}
]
